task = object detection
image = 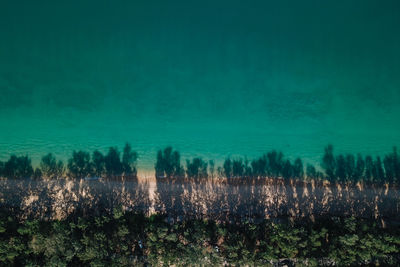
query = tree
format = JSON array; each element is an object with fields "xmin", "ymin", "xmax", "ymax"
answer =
[
  {"xmin": 208, "ymin": 160, "xmax": 215, "ymax": 178},
  {"xmin": 122, "ymin": 143, "xmax": 138, "ymax": 177},
  {"xmin": 154, "ymin": 147, "xmax": 183, "ymax": 178},
  {"xmin": 40, "ymin": 153, "xmax": 64, "ymax": 179},
  {"xmin": 282, "ymin": 160, "xmax": 293, "ymax": 179},
  {"xmin": 383, "ymin": 147, "xmax": 399, "ymax": 184},
  {"xmin": 92, "ymin": 150, "xmax": 105, "ymax": 177},
  {"xmin": 186, "ymin": 157, "xmax": 208, "ymax": 178},
  {"xmin": 223, "ymin": 158, "xmax": 232, "ymax": 178},
  {"xmin": 335, "ymin": 155, "xmax": 346, "ymax": 182},
  {"xmin": 104, "ymin": 147, "xmax": 123, "ymax": 177},
  {"xmin": 3, "ymin": 155, "xmax": 33, "ymax": 179},
  {"xmin": 243, "ymin": 159, "xmax": 252, "ymax": 177},
  {"xmin": 306, "ymin": 164, "xmax": 317, "ymax": 179},
  {"xmin": 394, "ymin": 147, "xmax": 400, "ymax": 184},
  {"xmin": 322, "ymin": 145, "xmax": 336, "ymax": 182},
  {"xmin": 0, "ymin": 160, "xmax": 4, "ymax": 177},
  {"xmin": 267, "ymin": 151, "xmax": 284, "ymax": 177},
  {"xmin": 251, "ymin": 154, "xmax": 268, "ymax": 177},
  {"xmin": 293, "ymin": 158, "xmax": 304, "ymax": 179},
  {"xmin": 155, "ymin": 150, "xmax": 164, "ymax": 178},
  {"xmin": 67, "ymin": 151, "xmax": 92, "ymax": 179},
  {"xmin": 345, "ymin": 154, "xmax": 355, "ymax": 182},
  {"xmin": 354, "ymin": 154, "xmax": 365, "ymax": 182},
  {"xmin": 373, "ymin": 157, "xmax": 384, "ymax": 183},
  {"xmin": 364, "ymin": 156, "xmax": 373, "ymax": 182},
  {"xmin": 169, "ymin": 149, "xmax": 182, "ymax": 177},
  {"xmin": 232, "ymin": 159, "xmax": 244, "ymax": 177}
]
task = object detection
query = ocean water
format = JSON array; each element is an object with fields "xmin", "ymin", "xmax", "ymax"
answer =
[{"xmin": 0, "ymin": 0, "xmax": 400, "ymax": 171}]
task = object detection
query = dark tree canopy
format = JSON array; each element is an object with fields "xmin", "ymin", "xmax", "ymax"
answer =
[
  {"xmin": 223, "ymin": 158, "xmax": 232, "ymax": 178},
  {"xmin": 293, "ymin": 158, "xmax": 304, "ymax": 179},
  {"xmin": 345, "ymin": 154, "xmax": 356, "ymax": 181},
  {"xmin": 251, "ymin": 154, "xmax": 268, "ymax": 177},
  {"xmin": 282, "ymin": 160, "xmax": 293, "ymax": 180},
  {"xmin": 374, "ymin": 156, "xmax": 385, "ymax": 183},
  {"xmin": 322, "ymin": 145, "xmax": 336, "ymax": 182},
  {"xmin": 306, "ymin": 164, "xmax": 317, "ymax": 179},
  {"xmin": 208, "ymin": 160, "xmax": 215, "ymax": 178},
  {"xmin": 1, "ymin": 143, "xmax": 400, "ymax": 184},
  {"xmin": 383, "ymin": 147, "xmax": 399, "ymax": 184},
  {"xmin": 0, "ymin": 161, "xmax": 4, "ymax": 177},
  {"xmin": 104, "ymin": 147, "xmax": 123, "ymax": 177},
  {"xmin": 267, "ymin": 150, "xmax": 284, "ymax": 177},
  {"xmin": 155, "ymin": 147, "xmax": 183, "ymax": 178},
  {"xmin": 186, "ymin": 157, "xmax": 208, "ymax": 178},
  {"xmin": 335, "ymin": 154, "xmax": 346, "ymax": 182},
  {"xmin": 67, "ymin": 151, "xmax": 92, "ymax": 179},
  {"xmin": 122, "ymin": 143, "xmax": 138, "ymax": 177},
  {"xmin": 92, "ymin": 150, "xmax": 105, "ymax": 177},
  {"xmin": 365, "ymin": 156, "xmax": 374, "ymax": 182},
  {"xmin": 232, "ymin": 159, "xmax": 245, "ymax": 177},
  {"xmin": 40, "ymin": 153, "xmax": 64, "ymax": 179},
  {"xmin": 355, "ymin": 154, "xmax": 365, "ymax": 181},
  {"xmin": 3, "ymin": 155, "xmax": 33, "ymax": 179}
]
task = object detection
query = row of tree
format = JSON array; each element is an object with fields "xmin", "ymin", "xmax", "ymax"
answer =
[
  {"xmin": 1, "ymin": 144, "xmax": 399, "ymax": 183},
  {"xmin": 0, "ymin": 143, "xmax": 137, "ymax": 179},
  {"xmin": 154, "ymin": 145, "xmax": 400, "ymax": 184},
  {"xmin": 322, "ymin": 145, "xmax": 400, "ymax": 183}
]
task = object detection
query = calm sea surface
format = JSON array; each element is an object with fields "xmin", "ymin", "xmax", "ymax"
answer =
[{"xmin": 1, "ymin": 1, "xmax": 399, "ymax": 170}]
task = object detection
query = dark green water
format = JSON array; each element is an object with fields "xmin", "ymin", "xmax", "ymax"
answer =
[{"xmin": 1, "ymin": 0, "xmax": 400, "ymax": 170}]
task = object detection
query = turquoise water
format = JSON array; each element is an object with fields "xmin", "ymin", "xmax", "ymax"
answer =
[{"xmin": 1, "ymin": 1, "xmax": 400, "ymax": 170}]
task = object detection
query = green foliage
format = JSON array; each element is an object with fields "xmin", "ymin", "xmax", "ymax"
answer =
[
  {"xmin": 1, "ymin": 211, "xmax": 399, "ymax": 266},
  {"xmin": 113, "ymin": 206, "xmax": 124, "ymax": 220}
]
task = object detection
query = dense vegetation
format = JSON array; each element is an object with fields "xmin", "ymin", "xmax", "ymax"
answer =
[
  {"xmin": 0, "ymin": 209, "xmax": 399, "ymax": 266},
  {"xmin": 2, "ymin": 143, "xmax": 398, "ymax": 184}
]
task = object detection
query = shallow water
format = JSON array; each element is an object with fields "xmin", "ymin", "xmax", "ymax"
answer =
[{"xmin": 1, "ymin": 1, "xmax": 400, "ymax": 170}]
